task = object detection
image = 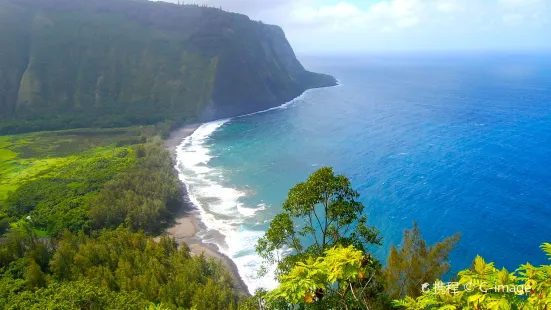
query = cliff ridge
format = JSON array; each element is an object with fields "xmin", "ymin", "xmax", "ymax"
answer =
[{"xmin": 0, "ymin": 0, "xmax": 337, "ymax": 133}]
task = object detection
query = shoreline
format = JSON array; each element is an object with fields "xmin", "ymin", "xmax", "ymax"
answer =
[
  {"xmin": 162, "ymin": 84, "xmax": 341, "ymax": 296},
  {"xmin": 163, "ymin": 123, "xmax": 250, "ymax": 295}
]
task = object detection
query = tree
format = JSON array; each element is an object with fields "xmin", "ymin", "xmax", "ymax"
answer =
[
  {"xmin": 25, "ymin": 259, "xmax": 45, "ymax": 290},
  {"xmin": 48, "ymin": 228, "xmax": 243, "ymax": 309},
  {"xmin": 0, "ymin": 216, "xmax": 9, "ymax": 235},
  {"xmin": 256, "ymin": 167, "xmax": 381, "ymax": 276},
  {"xmin": 6, "ymin": 280, "xmax": 154, "ymax": 309},
  {"xmin": 383, "ymin": 221, "xmax": 461, "ymax": 300},
  {"xmin": 255, "ymin": 167, "xmax": 385, "ymax": 308},
  {"xmin": 0, "ymin": 221, "xmax": 44, "ymax": 268}
]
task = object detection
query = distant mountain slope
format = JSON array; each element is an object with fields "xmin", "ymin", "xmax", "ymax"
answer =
[{"xmin": 0, "ymin": 0, "xmax": 336, "ymax": 134}]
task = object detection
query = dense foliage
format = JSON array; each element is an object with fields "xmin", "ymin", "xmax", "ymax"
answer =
[
  {"xmin": 0, "ymin": 224, "xmax": 243, "ymax": 309},
  {"xmin": 3, "ymin": 280, "xmax": 153, "ymax": 310},
  {"xmin": 383, "ymin": 222, "xmax": 461, "ymax": 300},
  {"xmin": 4, "ymin": 149, "xmax": 136, "ymax": 234},
  {"xmin": 265, "ymin": 245, "xmax": 379, "ymax": 309},
  {"xmin": 3, "ymin": 130, "xmax": 527, "ymax": 310},
  {"xmin": 256, "ymin": 167, "xmax": 382, "ymax": 278},
  {"xmin": 394, "ymin": 243, "xmax": 551, "ymax": 309},
  {"xmin": 255, "ymin": 168, "xmax": 547, "ymax": 310},
  {"xmin": 87, "ymin": 138, "xmax": 183, "ymax": 234},
  {"xmin": 253, "ymin": 167, "xmax": 461, "ymax": 310},
  {"xmin": 1, "ymin": 132, "xmax": 181, "ymax": 236},
  {"xmin": 0, "ymin": 127, "xmax": 250, "ymax": 309}
]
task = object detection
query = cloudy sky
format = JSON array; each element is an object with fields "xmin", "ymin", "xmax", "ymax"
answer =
[{"xmin": 172, "ymin": 0, "xmax": 551, "ymax": 54}]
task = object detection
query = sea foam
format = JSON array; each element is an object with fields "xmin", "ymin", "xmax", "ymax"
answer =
[
  {"xmin": 173, "ymin": 86, "xmax": 342, "ymax": 293},
  {"xmin": 175, "ymin": 119, "xmax": 278, "ymax": 293}
]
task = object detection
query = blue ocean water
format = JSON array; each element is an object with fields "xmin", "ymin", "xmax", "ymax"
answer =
[{"xmin": 176, "ymin": 53, "xmax": 551, "ymax": 293}]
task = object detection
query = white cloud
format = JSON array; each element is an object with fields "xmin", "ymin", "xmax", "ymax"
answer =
[
  {"xmin": 161, "ymin": 0, "xmax": 551, "ymax": 53},
  {"xmin": 368, "ymin": 0, "xmax": 422, "ymax": 29},
  {"xmin": 291, "ymin": 2, "xmax": 361, "ymax": 29},
  {"xmin": 437, "ymin": 0, "xmax": 463, "ymax": 13}
]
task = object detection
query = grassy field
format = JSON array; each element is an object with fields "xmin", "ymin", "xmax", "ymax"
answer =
[
  {"xmin": 0, "ymin": 126, "xmax": 158, "ymax": 236},
  {"xmin": 0, "ymin": 127, "xmax": 152, "ymax": 200}
]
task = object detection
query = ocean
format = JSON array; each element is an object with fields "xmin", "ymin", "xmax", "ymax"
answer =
[{"xmin": 175, "ymin": 52, "xmax": 551, "ymax": 293}]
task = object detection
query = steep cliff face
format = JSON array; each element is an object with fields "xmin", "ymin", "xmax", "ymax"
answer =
[
  {"xmin": 0, "ymin": 0, "xmax": 336, "ymax": 133},
  {"xmin": 199, "ymin": 22, "xmax": 336, "ymax": 120}
]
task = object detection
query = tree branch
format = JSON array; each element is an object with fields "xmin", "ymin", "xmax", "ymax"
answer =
[
  {"xmin": 312, "ymin": 207, "xmax": 325, "ymax": 250},
  {"xmin": 307, "ymin": 212, "xmax": 320, "ymax": 248}
]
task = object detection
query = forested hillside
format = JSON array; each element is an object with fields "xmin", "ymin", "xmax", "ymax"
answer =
[
  {"xmin": 0, "ymin": 0, "xmax": 336, "ymax": 134},
  {"xmin": 0, "ymin": 127, "xmax": 248, "ymax": 309}
]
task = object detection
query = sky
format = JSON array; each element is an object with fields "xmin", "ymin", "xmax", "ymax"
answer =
[{"xmin": 170, "ymin": 0, "xmax": 551, "ymax": 54}]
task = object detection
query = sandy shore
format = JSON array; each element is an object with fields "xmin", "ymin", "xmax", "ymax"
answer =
[
  {"xmin": 164, "ymin": 123, "xmax": 250, "ymax": 294},
  {"xmin": 164, "ymin": 124, "xmax": 201, "ymax": 161}
]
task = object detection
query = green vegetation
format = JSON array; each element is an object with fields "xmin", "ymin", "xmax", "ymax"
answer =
[
  {"xmin": 2, "ymin": 132, "xmax": 545, "ymax": 310},
  {"xmin": 256, "ymin": 167, "xmax": 382, "ymax": 278},
  {"xmin": 0, "ymin": 128, "xmax": 152, "ymax": 199},
  {"xmin": 265, "ymin": 245, "xmax": 378, "ymax": 309},
  {"xmin": 0, "ymin": 0, "xmax": 214, "ymax": 132},
  {"xmin": 383, "ymin": 222, "xmax": 461, "ymax": 301},
  {"xmin": 2, "ymin": 136, "xmax": 467, "ymax": 310},
  {"xmin": 0, "ymin": 0, "xmax": 337, "ymax": 304},
  {"xmin": 250, "ymin": 167, "xmax": 461, "ymax": 310},
  {"xmin": 247, "ymin": 168, "xmax": 548, "ymax": 310},
  {"xmin": 252, "ymin": 242, "xmax": 551, "ymax": 310},
  {"xmin": 0, "ymin": 224, "xmax": 242, "ymax": 309},
  {"xmin": 0, "ymin": 127, "xmax": 176, "ymax": 235},
  {"xmin": 0, "ymin": 127, "xmax": 247, "ymax": 309},
  {"xmin": 3, "ymin": 280, "xmax": 153, "ymax": 310},
  {"xmin": 393, "ymin": 243, "xmax": 551, "ymax": 309},
  {"xmin": 87, "ymin": 137, "xmax": 183, "ymax": 234}
]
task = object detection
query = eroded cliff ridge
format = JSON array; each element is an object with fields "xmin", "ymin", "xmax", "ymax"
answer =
[{"xmin": 0, "ymin": 0, "xmax": 336, "ymax": 133}]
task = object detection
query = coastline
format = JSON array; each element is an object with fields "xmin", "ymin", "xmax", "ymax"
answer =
[
  {"xmin": 163, "ymin": 124, "xmax": 250, "ymax": 294},
  {"xmin": 162, "ymin": 83, "xmax": 341, "ymax": 296}
]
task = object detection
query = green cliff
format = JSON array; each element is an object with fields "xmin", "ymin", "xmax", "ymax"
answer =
[{"xmin": 0, "ymin": 0, "xmax": 336, "ymax": 134}]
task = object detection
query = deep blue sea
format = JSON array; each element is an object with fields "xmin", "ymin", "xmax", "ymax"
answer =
[{"xmin": 176, "ymin": 53, "xmax": 551, "ymax": 293}]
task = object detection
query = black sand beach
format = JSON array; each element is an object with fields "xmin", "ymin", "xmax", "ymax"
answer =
[{"xmin": 164, "ymin": 123, "xmax": 250, "ymax": 294}]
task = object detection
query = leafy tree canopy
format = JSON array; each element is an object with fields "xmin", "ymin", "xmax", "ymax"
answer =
[
  {"xmin": 265, "ymin": 245, "xmax": 380, "ymax": 309},
  {"xmin": 256, "ymin": 167, "xmax": 382, "ymax": 279}
]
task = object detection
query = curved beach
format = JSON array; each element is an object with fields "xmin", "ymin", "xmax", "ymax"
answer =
[{"xmin": 164, "ymin": 124, "xmax": 250, "ymax": 294}]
